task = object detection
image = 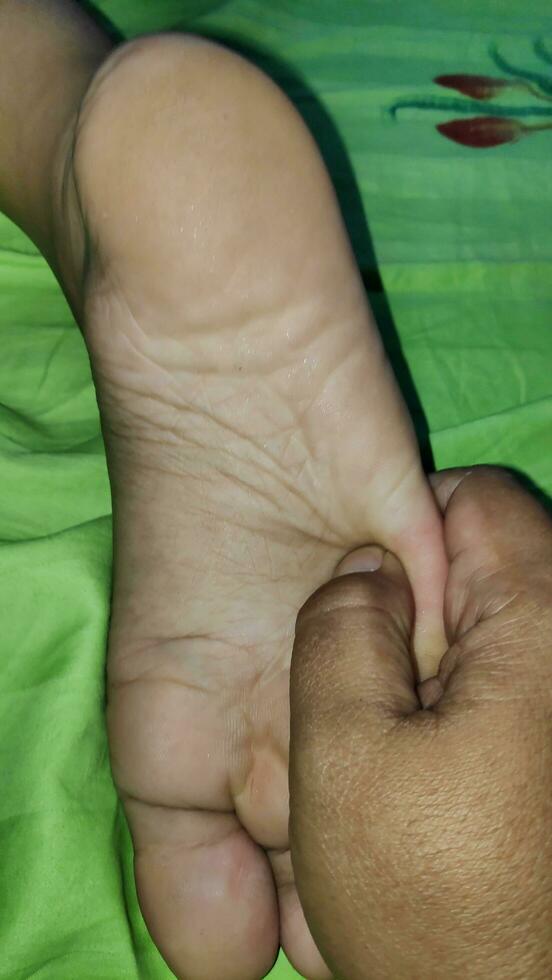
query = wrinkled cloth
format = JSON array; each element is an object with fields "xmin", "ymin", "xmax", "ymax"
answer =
[{"xmin": 1, "ymin": 1, "xmax": 551, "ymax": 976}]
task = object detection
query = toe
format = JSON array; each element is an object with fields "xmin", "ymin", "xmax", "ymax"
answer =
[
  {"xmin": 124, "ymin": 800, "xmax": 279, "ymax": 980},
  {"xmin": 269, "ymin": 848, "xmax": 332, "ymax": 980}
]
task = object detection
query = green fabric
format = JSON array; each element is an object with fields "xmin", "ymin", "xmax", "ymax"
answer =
[{"xmin": 1, "ymin": 1, "xmax": 551, "ymax": 976}]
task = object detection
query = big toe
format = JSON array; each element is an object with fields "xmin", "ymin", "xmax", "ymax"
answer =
[{"xmin": 124, "ymin": 800, "xmax": 279, "ymax": 980}]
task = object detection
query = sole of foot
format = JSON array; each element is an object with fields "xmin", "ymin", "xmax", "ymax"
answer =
[{"xmin": 53, "ymin": 32, "xmax": 449, "ymax": 980}]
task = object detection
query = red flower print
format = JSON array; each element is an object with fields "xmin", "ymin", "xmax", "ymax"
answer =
[
  {"xmin": 390, "ymin": 40, "xmax": 552, "ymax": 150},
  {"xmin": 434, "ymin": 74, "xmax": 511, "ymax": 100},
  {"xmin": 437, "ymin": 116, "xmax": 526, "ymax": 147}
]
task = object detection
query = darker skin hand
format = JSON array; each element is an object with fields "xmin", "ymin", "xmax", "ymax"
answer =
[{"xmin": 289, "ymin": 466, "xmax": 552, "ymax": 979}]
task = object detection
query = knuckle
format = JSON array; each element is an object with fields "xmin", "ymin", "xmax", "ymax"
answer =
[
  {"xmin": 296, "ymin": 572, "xmax": 381, "ymax": 630},
  {"xmin": 295, "ymin": 570, "xmax": 413, "ymax": 647},
  {"xmin": 464, "ymin": 463, "xmax": 517, "ymax": 492}
]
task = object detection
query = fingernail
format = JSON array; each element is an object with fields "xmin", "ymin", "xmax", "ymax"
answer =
[
  {"xmin": 417, "ymin": 676, "xmax": 444, "ymax": 710},
  {"xmin": 334, "ymin": 546, "xmax": 384, "ymax": 577}
]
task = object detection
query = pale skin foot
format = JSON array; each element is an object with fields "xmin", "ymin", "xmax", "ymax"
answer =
[{"xmin": 0, "ymin": 14, "xmax": 448, "ymax": 978}]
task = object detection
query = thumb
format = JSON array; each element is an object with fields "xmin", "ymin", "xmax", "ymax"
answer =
[
  {"xmin": 290, "ymin": 546, "xmax": 417, "ymax": 748},
  {"xmin": 288, "ymin": 546, "xmax": 418, "ymax": 972}
]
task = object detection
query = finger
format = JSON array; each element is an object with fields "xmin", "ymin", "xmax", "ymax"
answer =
[
  {"xmin": 424, "ymin": 466, "xmax": 552, "ymax": 709},
  {"xmin": 430, "ymin": 466, "xmax": 552, "ymax": 642},
  {"xmin": 429, "ymin": 466, "xmax": 473, "ymax": 511},
  {"xmin": 290, "ymin": 549, "xmax": 417, "ymax": 753},
  {"xmin": 289, "ymin": 550, "xmax": 417, "ymax": 977},
  {"xmin": 430, "ymin": 465, "xmax": 552, "ymax": 566},
  {"xmin": 290, "ymin": 549, "xmax": 417, "ymax": 853}
]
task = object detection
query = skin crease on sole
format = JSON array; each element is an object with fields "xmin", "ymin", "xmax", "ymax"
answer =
[{"xmin": 51, "ymin": 32, "xmax": 450, "ymax": 980}]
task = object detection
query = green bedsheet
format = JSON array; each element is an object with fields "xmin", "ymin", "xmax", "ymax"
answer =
[{"xmin": 1, "ymin": 1, "xmax": 551, "ymax": 977}]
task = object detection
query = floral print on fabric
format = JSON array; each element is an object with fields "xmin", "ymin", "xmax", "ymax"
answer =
[{"xmin": 389, "ymin": 38, "xmax": 552, "ymax": 147}]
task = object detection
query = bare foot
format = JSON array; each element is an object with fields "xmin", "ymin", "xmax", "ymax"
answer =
[{"xmin": 52, "ymin": 34, "xmax": 448, "ymax": 980}]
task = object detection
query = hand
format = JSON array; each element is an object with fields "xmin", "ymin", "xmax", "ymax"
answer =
[{"xmin": 289, "ymin": 465, "xmax": 552, "ymax": 979}]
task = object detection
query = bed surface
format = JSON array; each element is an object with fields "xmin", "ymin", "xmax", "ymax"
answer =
[{"xmin": 1, "ymin": 2, "xmax": 551, "ymax": 976}]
